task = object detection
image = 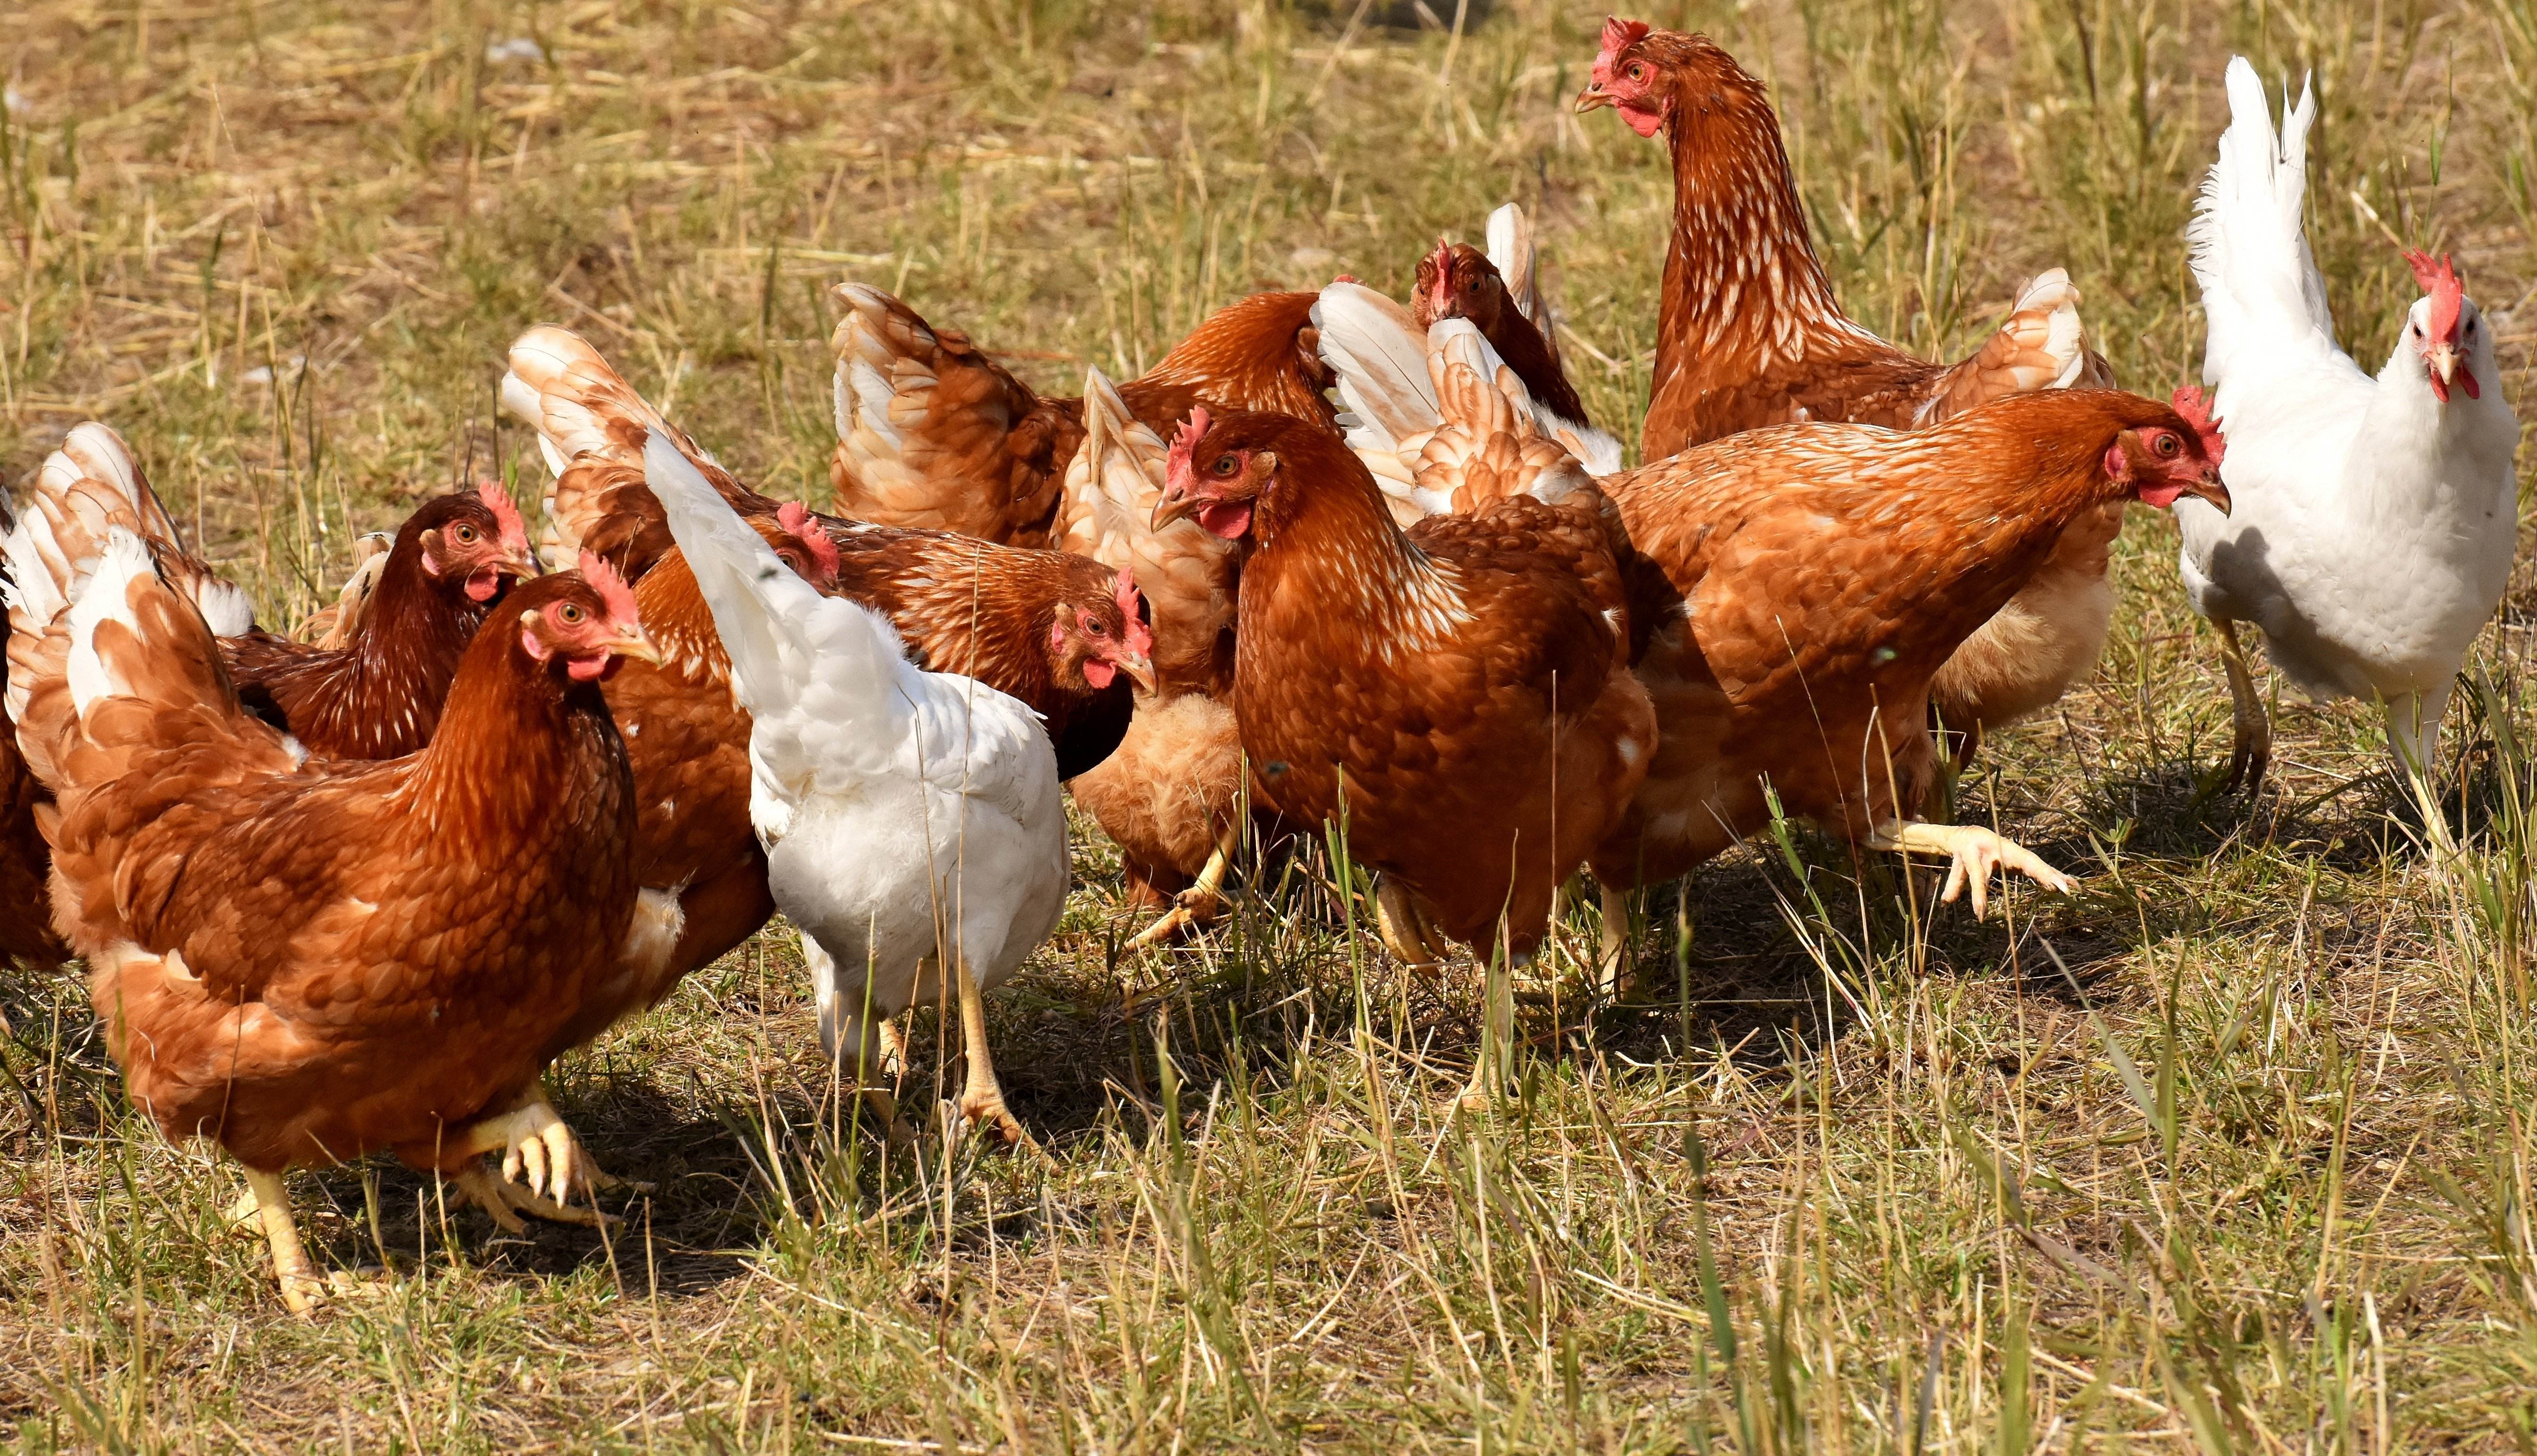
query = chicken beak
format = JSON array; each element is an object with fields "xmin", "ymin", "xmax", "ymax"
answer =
[
  {"xmin": 2429, "ymin": 343, "xmax": 2463, "ymax": 396},
  {"xmin": 1118, "ymin": 651, "xmax": 1157, "ymax": 697},
  {"xmin": 614, "ymin": 625, "xmax": 663, "ymax": 665},
  {"xmin": 1150, "ymin": 489, "xmax": 1202, "ymax": 533},
  {"xmin": 2190, "ymin": 475, "xmax": 2233, "ymax": 517},
  {"xmin": 501, "ymin": 541, "xmax": 543, "ymax": 580},
  {"xmin": 1575, "ymin": 81, "xmax": 1614, "ymax": 114}
]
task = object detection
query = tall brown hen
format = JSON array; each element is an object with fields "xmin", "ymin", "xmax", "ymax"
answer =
[
  {"xmin": 1578, "ymin": 18, "xmax": 2122, "ymax": 757},
  {"xmin": 6, "ymin": 424, "xmax": 657, "ymax": 1313}
]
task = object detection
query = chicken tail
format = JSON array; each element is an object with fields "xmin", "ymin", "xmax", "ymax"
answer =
[
  {"xmin": 2189, "ymin": 58, "xmax": 2332, "ymax": 391},
  {"xmin": 1056, "ymin": 368, "xmax": 1236, "ymax": 694},
  {"xmin": 827, "ymin": 283, "xmax": 1076, "ymax": 547},
  {"xmin": 1312, "ymin": 281, "xmax": 1440, "ymax": 514},
  {"xmin": 5, "ymin": 433, "xmax": 265, "ymax": 788},
  {"xmin": 2, "ymin": 425, "xmax": 251, "ymax": 697},
  {"xmin": 291, "ymin": 530, "xmax": 395, "ymax": 646},
  {"xmin": 1922, "ymin": 269, "xmax": 2105, "ymax": 424},
  {"xmin": 501, "ymin": 325, "xmax": 765, "ymax": 565},
  {"xmin": 1483, "ymin": 202, "xmax": 1560, "ymax": 373}
]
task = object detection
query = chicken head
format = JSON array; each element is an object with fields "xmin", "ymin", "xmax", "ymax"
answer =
[
  {"xmin": 1575, "ymin": 17, "xmax": 1666, "ymax": 136},
  {"xmin": 1046, "ymin": 566, "xmax": 1156, "ymax": 695},
  {"xmin": 768, "ymin": 501, "xmax": 843, "ymax": 590},
  {"xmin": 2403, "ymin": 251, "xmax": 2486, "ymax": 404},
  {"xmin": 2103, "ymin": 396, "xmax": 2231, "ymax": 513},
  {"xmin": 517, "ymin": 552, "xmax": 660, "ymax": 682},
  {"xmin": 417, "ymin": 480, "xmax": 539, "ymax": 603},
  {"xmin": 1152, "ymin": 406, "xmax": 1280, "ymax": 541},
  {"xmin": 1413, "ymin": 241, "xmax": 1509, "ymax": 335}
]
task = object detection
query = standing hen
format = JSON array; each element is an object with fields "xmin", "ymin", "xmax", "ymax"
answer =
[
  {"xmin": 1589, "ymin": 391, "xmax": 2229, "ymax": 928},
  {"xmin": 1577, "ymin": 18, "xmax": 2121, "ymax": 754},
  {"xmin": 2176, "ymin": 59, "xmax": 2520, "ymax": 800},
  {"xmin": 1152, "ymin": 404, "xmax": 1656, "ymax": 968},
  {"xmin": 6, "ymin": 426, "xmax": 658, "ymax": 1312},
  {"xmin": 645, "ymin": 433, "xmax": 1069, "ymax": 1144}
]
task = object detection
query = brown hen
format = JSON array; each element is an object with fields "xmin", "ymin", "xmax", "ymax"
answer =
[
  {"xmin": 6, "ymin": 425, "xmax": 655, "ymax": 1313},
  {"xmin": 1578, "ymin": 18, "xmax": 2121, "ymax": 756},
  {"xmin": 1587, "ymin": 391, "xmax": 2228, "ymax": 937},
  {"xmin": 1154, "ymin": 406, "xmax": 1655, "ymax": 968}
]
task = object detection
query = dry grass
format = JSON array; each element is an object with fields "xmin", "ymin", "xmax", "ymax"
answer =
[{"xmin": 7, "ymin": 0, "xmax": 2537, "ymax": 1449}]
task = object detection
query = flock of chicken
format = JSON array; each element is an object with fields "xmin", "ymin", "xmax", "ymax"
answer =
[{"xmin": 0, "ymin": 22, "xmax": 2517, "ymax": 1315}]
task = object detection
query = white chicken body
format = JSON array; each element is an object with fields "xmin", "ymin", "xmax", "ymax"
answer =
[
  {"xmin": 643, "ymin": 433, "xmax": 1068, "ymax": 1130},
  {"xmin": 2176, "ymin": 58, "xmax": 2520, "ymax": 780}
]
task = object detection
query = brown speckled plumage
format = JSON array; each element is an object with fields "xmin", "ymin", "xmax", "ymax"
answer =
[
  {"xmin": 828, "ymin": 286, "xmax": 1338, "ymax": 549},
  {"xmin": 1583, "ymin": 21, "xmax": 2121, "ymax": 749},
  {"xmin": 32, "ymin": 570, "xmax": 641, "ymax": 1175},
  {"xmin": 1586, "ymin": 391, "xmax": 2215, "ymax": 891},
  {"xmin": 1174, "ymin": 411, "xmax": 1654, "ymax": 957}
]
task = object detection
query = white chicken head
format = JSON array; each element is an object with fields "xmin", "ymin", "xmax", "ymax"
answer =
[{"xmin": 2401, "ymin": 250, "xmax": 2490, "ymax": 406}]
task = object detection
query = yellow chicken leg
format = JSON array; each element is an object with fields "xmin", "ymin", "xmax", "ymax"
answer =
[
  {"xmin": 2215, "ymin": 619, "xmax": 2271, "ymax": 795},
  {"xmin": 241, "ymin": 1167, "xmax": 359, "ymax": 1316},
  {"xmin": 446, "ymin": 1086, "xmax": 645, "ymax": 1216},
  {"xmin": 1869, "ymin": 821, "xmax": 2077, "ymax": 920},
  {"xmin": 1596, "ymin": 882, "xmax": 1633, "ymax": 996},
  {"xmin": 1126, "ymin": 827, "xmax": 1238, "ymax": 950},
  {"xmin": 952, "ymin": 955, "xmax": 1038, "ymax": 1153}
]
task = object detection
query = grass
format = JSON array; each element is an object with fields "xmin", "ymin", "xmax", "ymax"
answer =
[{"xmin": 7, "ymin": 0, "xmax": 2537, "ymax": 1448}]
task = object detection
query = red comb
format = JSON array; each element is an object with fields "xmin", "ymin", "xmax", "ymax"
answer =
[
  {"xmin": 577, "ymin": 549, "xmax": 640, "ymax": 629},
  {"xmin": 1595, "ymin": 16, "xmax": 1652, "ymax": 80},
  {"xmin": 1425, "ymin": 239, "xmax": 1455, "ymax": 316},
  {"xmin": 2169, "ymin": 386, "xmax": 2227, "ymax": 466},
  {"xmin": 1114, "ymin": 567, "xmax": 1154, "ymax": 659},
  {"xmin": 776, "ymin": 500, "xmax": 840, "ymax": 583},
  {"xmin": 2404, "ymin": 250, "xmax": 2465, "ymax": 346},
  {"xmin": 1165, "ymin": 406, "xmax": 1212, "ymax": 497},
  {"xmin": 478, "ymin": 479, "xmax": 527, "ymax": 552}
]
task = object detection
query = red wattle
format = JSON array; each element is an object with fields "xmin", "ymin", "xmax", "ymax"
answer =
[
  {"xmin": 2462, "ymin": 366, "xmax": 2481, "ymax": 400},
  {"xmin": 2136, "ymin": 482, "xmax": 2185, "ymax": 508},
  {"xmin": 467, "ymin": 567, "xmax": 501, "ymax": 602},
  {"xmin": 1198, "ymin": 501, "xmax": 1254, "ymax": 540},
  {"xmin": 1623, "ymin": 103, "xmax": 1664, "ymax": 138}
]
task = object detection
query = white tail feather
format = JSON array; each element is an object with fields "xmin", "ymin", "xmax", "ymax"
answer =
[{"xmin": 2190, "ymin": 58, "xmax": 2337, "ymax": 393}]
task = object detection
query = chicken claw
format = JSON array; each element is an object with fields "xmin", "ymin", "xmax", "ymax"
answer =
[
  {"xmin": 450, "ymin": 1164, "xmax": 621, "ymax": 1232},
  {"xmin": 1374, "ymin": 877, "xmax": 1450, "ymax": 970},
  {"xmin": 1869, "ymin": 821, "xmax": 2077, "ymax": 920},
  {"xmin": 2192, "ymin": 618, "xmax": 2271, "ymax": 804},
  {"xmin": 451, "ymin": 1087, "xmax": 648, "ymax": 1208},
  {"xmin": 1126, "ymin": 839, "xmax": 1235, "ymax": 950}
]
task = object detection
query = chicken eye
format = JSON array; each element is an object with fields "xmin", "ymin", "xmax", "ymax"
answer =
[
  {"xmin": 1627, "ymin": 62, "xmax": 1647, "ymax": 81},
  {"xmin": 454, "ymin": 524, "xmax": 478, "ymax": 543},
  {"xmin": 1212, "ymin": 455, "xmax": 1238, "ymax": 477},
  {"xmin": 558, "ymin": 603, "xmax": 586, "ymax": 625},
  {"xmin": 2153, "ymin": 432, "xmax": 2180, "ymax": 458}
]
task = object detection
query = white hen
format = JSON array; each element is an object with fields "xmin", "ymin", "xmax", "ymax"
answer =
[
  {"xmin": 2178, "ymin": 58, "xmax": 2521, "ymax": 802},
  {"xmin": 642, "ymin": 431, "xmax": 1069, "ymax": 1144}
]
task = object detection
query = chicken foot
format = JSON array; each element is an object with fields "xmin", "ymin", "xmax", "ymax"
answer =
[
  {"xmin": 1126, "ymin": 831, "xmax": 1237, "ymax": 950},
  {"xmin": 240, "ymin": 1167, "xmax": 379, "ymax": 1316},
  {"xmin": 2205, "ymin": 619, "xmax": 2272, "ymax": 798},
  {"xmin": 951, "ymin": 954, "xmax": 1041, "ymax": 1155},
  {"xmin": 445, "ymin": 1087, "xmax": 643, "ymax": 1222},
  {"xmin": 1868, "ymin": 821, "xmax": 2077, "ymax": 920},
  {"xmin": 1374, "ymin": 877, "xmax": 1450, "ymax": 971}
]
